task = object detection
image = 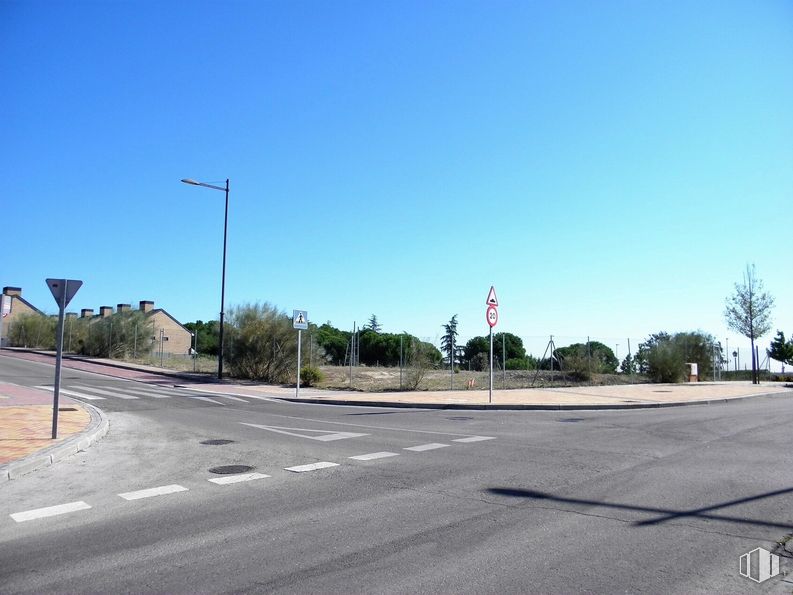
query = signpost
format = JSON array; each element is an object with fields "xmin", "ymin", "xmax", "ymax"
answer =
[
  {"xmin": 293, "ymin": 310, "xmax": 308, "ymax": 398},
  {"xmin": 485, "ymin": 286, "xmax": 498, "ymax": 404},
  {"xmin": 46, "ymin": 278, "xmax": 82, "ymax": 439},
  {"xmin": 0, "ymin": 294, "xmax": 10, "ymax": 348}
]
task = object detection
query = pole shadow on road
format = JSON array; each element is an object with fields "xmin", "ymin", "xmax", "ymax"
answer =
[{"xmin": 488, "ymin": 487, "xmax": 793, "ymax": 530}]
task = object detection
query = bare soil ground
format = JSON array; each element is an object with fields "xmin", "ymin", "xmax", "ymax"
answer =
[{"xmin": 315, "ymin": 365, "xmax": 646, "ymax": 392}]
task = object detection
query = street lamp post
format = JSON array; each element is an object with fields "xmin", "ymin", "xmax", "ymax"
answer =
[{"xmin": 181, "ymin": 177, "xmax": 230, "ymax": 380}]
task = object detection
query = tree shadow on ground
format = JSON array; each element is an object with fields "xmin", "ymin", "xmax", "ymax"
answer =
[{"xmin": 487, "ymin": 486, "xmax": 793, "ymax": 530}]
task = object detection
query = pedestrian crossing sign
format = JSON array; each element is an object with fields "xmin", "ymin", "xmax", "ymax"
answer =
[{"xmin": 293, "ymin": 310, "xmax": 308, "ymax": 330}]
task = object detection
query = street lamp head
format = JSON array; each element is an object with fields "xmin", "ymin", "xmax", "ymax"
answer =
[{"xmin": 181, "ymin": 178, "xmax": 200, "ymax": 185}]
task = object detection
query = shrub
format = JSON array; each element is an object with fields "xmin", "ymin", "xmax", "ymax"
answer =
[
  {"xmin": 225, "ymin": 302, "xmax": 295, "ymax": 382},
  {"xmin": 646, "ymin": 342, "xmax": 685, "ymax": 383},
  {"xmin": 300, "ymin": 365, "xmax": 324, "ymax": 387},
  {"xmin": 7, "ymin": 314, "xmax": 57, "ymax": 349}
]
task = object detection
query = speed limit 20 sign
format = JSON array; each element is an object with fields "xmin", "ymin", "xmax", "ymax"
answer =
[{"xmin": 486, "ymin": 305, "xmax": 498, "ymax": 328}]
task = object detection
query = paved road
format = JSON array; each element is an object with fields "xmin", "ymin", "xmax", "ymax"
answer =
[{"xmin": 2, "ymin": 356, "xmax": 792, "ymax": 593}]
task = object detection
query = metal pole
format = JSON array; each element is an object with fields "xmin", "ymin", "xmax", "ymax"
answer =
[
  {"xmin": 725, "ymin": 338, "xmax": 729, "ymax": 372},
  {"xmin": 400, "ymin": 335, "xmax": 403, "ymax": 390},
  {"xmin": 51, "ymin": 282, "xmax": 68, "ymax": 439},
  {"xmin": 296, "ymin": 329, "xmax": 302, "ymax": 398},
  {"xmin": 349, "ymin": 322, "xmax": 355, "ymax": 385},
  {"xmin": 160, "ymin": 329, "xmax": 164, "ymax": 367},
  {"xmin": 108, "ymin": 321, "xmax": 112, "ymax": 358},
  {"xmin": 502, "ymin": 333, "xmax": 506, "ymax": 387},
  {"xmin": 217, "ymin": 178, "xmax": 230, "ymax": 380},
  {"xmin": 489, "ymin": 327, "xmax": 493, "ymax": 403},
  {"xmin": 450, "ymin": 332, "xmax": 454, "ymax": 390},
  {"xmin": 193, "ymin": 331, "xmax": 197, "ymax": 372},
  {"xmin": 134, "ymin": 323, "xmax": 138, "ymax": 358}
]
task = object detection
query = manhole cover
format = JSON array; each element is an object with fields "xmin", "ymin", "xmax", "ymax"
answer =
[
  {"xmin": 558, "ymin": 418, "xmax": 585, "ymax": 423},
  {"xmin": 200, "ymin": 439, "xmax": 235, "ymax": 446},
  {"xmin": 653, "ymin": 390, "xmax": 673, "ymax": 393},
  {"xmin": 209, "ymin": 465, "xmax": 255, "ymax": 475},
  {"xmin": 58, "ymin": 407, "xmax": 78, "ymax": 412},
  {"xmin": 446, "ymin": 416, "xmax": 473, "ymax": 421}
]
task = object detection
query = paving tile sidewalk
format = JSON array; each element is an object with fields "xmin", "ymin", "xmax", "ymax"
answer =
[{"xmin": 0, "ymin": 382, "xmax": 107, "ymax": 481}]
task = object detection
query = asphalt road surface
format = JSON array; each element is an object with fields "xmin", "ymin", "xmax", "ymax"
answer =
[{"xmin": 2, "ymin": 355, "xmax": 792, "ymax": 593}]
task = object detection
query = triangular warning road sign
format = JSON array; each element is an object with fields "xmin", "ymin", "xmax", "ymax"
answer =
[
  {"xmin": 486, "ymin": 286, "xmax": 498, "ymax": 307},
  {"xmin": 46, "ymin": 279, "xmax": 83, "ymax": 308}
]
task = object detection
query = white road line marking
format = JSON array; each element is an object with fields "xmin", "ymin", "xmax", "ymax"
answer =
[
  {"xmin": 11, "ymin": 501, "xmax": 92, "ymax": 522},
  {"xmin": 348, "ymin": 452, "xmax": 400, "ymax": 461},
  {"xmin": 36, "ymin": 386, "xmax": 105, "ymax": 401},
  {"xmin": 284, "ymin": 462, "xmax": 339, "ymax": 473},
  {"xmin": 404, "ymin": 443, "xmax": 449, "ymax": 452},
  {"xmin": 208, "ymin": 472, "xmax": 270, "ymax": 485},
  {"xmin": 190, "ymin": 396, "xmax": 225, "ymax": 405},
  {"xmin": 105, "ymin": 385, "xmax": 172, "ymax": 398},
  {"xmin": 220, "ymin": 395, "xmax": 249, "ymax": 403},
  {"xmin": 452, "ymin": 436, "xmax": 496, "ymax": 443},
  {"xmin": 118, "ymin": 484, "xmax": 188, "ymax": 500},
  {"xmin": 232, "ymin": 394, "xmax": 280, "ymax": 402},
  {"xmin": 72, "ymin": 385, "xmax": 138, "ymax": 400},
  {"xmin": 241, "ymin": 423, "xmax": 368, "ymax": 442}
]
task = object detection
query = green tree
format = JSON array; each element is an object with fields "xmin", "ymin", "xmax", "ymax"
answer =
[
  {"xmin": 183, "ymin": 320, "xmax": 219, "ymax": 355},
  {"xmin": 315, "ymin": 323, "xmax": 351, "ymax": 365},
  {"xmin": 7, "ymin": 314, "xmax": 57, "ymax": 349},
  {"xmin": 440, "ymin": 315, "xmax": 459, "ymax": 368},
  {"xmin": 364, "ymin": 314, "xmax": 382, "ymax": 333},
  {"xmin": 725, "ymin": 264, "xmax": 775, "ymax": 384},
  {"xmin": 620, "ymin": 353, "xmax": 636, "ymax": 375},
  {"xmin": 463, "ymin": 336, "xmax": 489, "ymax": 368},
  {"xmin": 768, "ymin": 331, "xmax": 793, "ymax": 366},
  {"xmin": 638, "ymin": 330, "xmax": 719, "ymax": 383},
  {"xmin": 554, "ymin": 341, "xmax": 618, "ymax": 377},
  {"xmin": 493, "ymin": 332, "xmax": 527, "ymax": 361}
]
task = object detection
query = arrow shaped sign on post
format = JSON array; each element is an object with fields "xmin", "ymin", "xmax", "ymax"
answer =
[{"xmin": 486, "ymin": 286, "xmax": 498, "ymax": 307}]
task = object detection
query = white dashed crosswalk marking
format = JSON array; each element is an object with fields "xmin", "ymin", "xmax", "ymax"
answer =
[
  {"xmin": 190, "ymin": 396, "xmax": 225, "ymax": 405},
  {"xmin": 404, "ymin": 443, "xmax": 450, "ymax": 452},
  {"xmin": 208, "ymin": 473, "xmax": 270, "ymax": 485},
  {"xmin": 10, "ymin": 501, "xmax": 92, "ymax": 523},
  {"xmin": 219, "ymin": 395, "xmax": 249, "ymax": 403},
  {"xmin": 452, "ymin": 436, "xmax": 496, "ymax": 443},
  {"xmin": 71, "ymin": 385, "xmax": 139, "ymax": 399},
  {"xmin": 118, "ymin": 485, "xmax": 188, "ymax": 501},
  {"xmin": 285, "ymin": 462, "xmax": 339, "ymax": 473},
  {"xmin": 36, "ymin": 386, "xmax": 106, "ymax": 400},
  {"xmin": 348, "ymin": 452, "xmax": 400, "ymax": 461}
]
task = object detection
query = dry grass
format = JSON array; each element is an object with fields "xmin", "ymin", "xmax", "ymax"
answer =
[{"xmin": 316, "ymin": 365, "xmax": 644, "ymax": 392}]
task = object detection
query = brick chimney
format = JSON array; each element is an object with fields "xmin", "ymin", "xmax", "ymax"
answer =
[
  {"xmin": 3, "ymin": 287, "xmax": 22, "ymax": 297},
  {"xmin": 139, "ymin": 300, "xmax": 154, "ymax": 313},
  {"xmin": 99, "ymin": 306, "xmax": 113, "ymax": 318},
  {"xmin": 81, "ymin": 308, "xmax": 94, "ymax": 318},
  {"xmin": 117, "ymin": 303, "xmax": 131, "ymax": 313}
]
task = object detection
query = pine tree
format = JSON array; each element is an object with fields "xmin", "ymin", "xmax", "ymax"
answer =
[
  {"xmin": 440, "ymin": 315, "xmax": 458, "ymax": 367},
  {"xmin": 365, "ymin": 314, "xmax": 382, "ymax": 333}
]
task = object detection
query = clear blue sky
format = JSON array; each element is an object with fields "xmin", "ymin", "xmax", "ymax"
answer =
[{"xmin": 2, "ymin": 1, "xmax": 791, "ymax": 366}]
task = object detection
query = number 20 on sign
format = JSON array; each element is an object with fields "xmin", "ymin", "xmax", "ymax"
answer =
[{"xmin": 486, "ymin": 305, "xmax": 498, "ymax": 328}]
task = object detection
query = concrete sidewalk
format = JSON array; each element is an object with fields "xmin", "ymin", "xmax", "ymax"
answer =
[{"xmin": 181, "ymin": 379, "xmax": 793, "ymax": 409}]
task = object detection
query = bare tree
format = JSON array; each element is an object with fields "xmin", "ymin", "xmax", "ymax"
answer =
[{"xmin": 724, "ymin": 265, "xmax": 775, "ymax": 384}]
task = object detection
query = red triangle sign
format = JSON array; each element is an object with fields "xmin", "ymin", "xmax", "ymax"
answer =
[{"xmin": 486, "ymin": 286, "xmax": 498, "ymax": 307}]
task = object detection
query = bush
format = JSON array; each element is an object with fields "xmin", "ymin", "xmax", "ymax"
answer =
[
  {"xmin": 300, "ymin": 365, "xmax": 324, "ymax": 387},
  {"xmin": 646, "ymin": 342, "xmax": 685, "ymax": 383},
  {"xmin": 470, "ymin": 352, "xmax": 489, "ymax": 371},
  {"xmin": 74, "ymin": 311, "xmax": 154, "ymax": 358},
  {"xmin": 225, "ymin": 302, "xmax": 295, "ymax": 382},
  {"xmin": 7, "ymin": 314, "xmax": 57, "ymax": 349}
]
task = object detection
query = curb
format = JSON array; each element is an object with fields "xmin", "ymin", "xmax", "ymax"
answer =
[
  {"xmin": 2, "ymin": 348, "xmax": 215, "ymax": 383},
  {"xmin": 270, "ymin": 390, "xmax": 793, "ymax": 411},
  {"xmin": 0, "ymin": 403, "xmax": 109, "ymax": 482}
]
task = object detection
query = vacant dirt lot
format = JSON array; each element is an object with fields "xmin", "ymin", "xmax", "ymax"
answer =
[{"xmin": 316, "ymin": 365, "xmax": 644, "ymax": 392}]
